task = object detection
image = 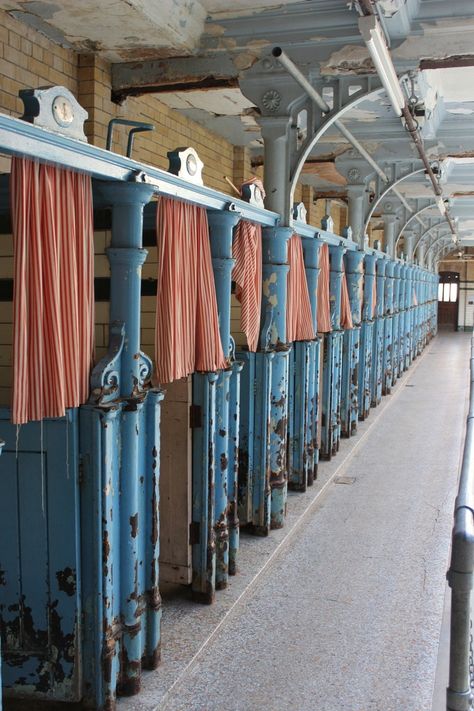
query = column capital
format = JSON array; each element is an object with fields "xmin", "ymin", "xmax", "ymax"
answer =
[{"xmin": 97, "ymin": 180, "xmax": 155, "ymax": 207}]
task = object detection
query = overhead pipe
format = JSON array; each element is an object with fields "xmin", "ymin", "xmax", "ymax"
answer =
[{"xmin": 272, "ymin": 47, "xmax": 414, "ymax": 216}]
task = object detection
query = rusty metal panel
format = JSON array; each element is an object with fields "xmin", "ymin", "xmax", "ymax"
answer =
[
  {"xmin": 288, "ymin": 342, "xmax": 312, "ymax": 492},
  {"xmin": 321, "ymin": 332, "xmax": 342, "ymax": 460},
  {"xmin": 236, "ymin": 351, "xmax": 255, "ymax": 528},
  {"xmin": 80, "ymin": 389, "xmax": 164, "ymax": 709},
  {"xmin": 251, "ymin": 351, "xmax": 274, "ymax": 535},
  {"xmin": 0, "ymin": 409, "xmax": 81, "ymax": 703},
  {"xmin": 358, "ymin": 320, "xmax": 374, "ymax": 420},
  {"xmin": 228, "ymin": 360, "xmax": 243, "ymax": 576},
  {"xmin": 191, "ymin": 373, "xmax": 218, "ymax": 604}
]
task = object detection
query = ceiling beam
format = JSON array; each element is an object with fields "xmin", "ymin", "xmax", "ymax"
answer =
[
  {"xmin": 111, "ymin": 56, "xmax": 240, "ymax": 103},
  {"xmin": 420, "ymin": 55, "xmax": 474, "ymax": 70}
]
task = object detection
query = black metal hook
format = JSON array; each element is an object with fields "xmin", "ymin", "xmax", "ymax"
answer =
[{"xmin": 106, "ymin": 118, "xmax": 155, "ymax": 158}]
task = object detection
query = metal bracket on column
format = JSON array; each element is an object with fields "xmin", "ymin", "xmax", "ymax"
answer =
[
  {"xmin": 240, "ymin": 61, "xmax": 384, "ymax": 223},
  {"xmin": 89, "ymin": 321, "xmax": 125, "ymax": 405},
  {"xmin": 137, "ymin": 351, "xmax": 153, "ymax": 390}
]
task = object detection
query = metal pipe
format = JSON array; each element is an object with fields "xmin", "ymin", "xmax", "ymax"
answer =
[
  {"xmin": 446, "ymin": 336, "xmax": 474, "ymax": 710},
  {"xmin": 401, "ymin": 107, "xmax": 458, "ymax": 239}
]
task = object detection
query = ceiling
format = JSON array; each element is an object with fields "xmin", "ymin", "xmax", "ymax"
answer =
[{"xmin": 1, "ymin": 0, "xmax": 474, "ymax": 255}]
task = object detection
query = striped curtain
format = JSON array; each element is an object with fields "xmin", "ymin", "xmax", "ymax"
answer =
[
  {"xmin": 10, "ymin": 157, "xmax": 94, "ymax": 425},
  {"xmin": 155, "ymin": 197, "xmax": 226, "ymax": 384},
  {"xmin": 232, "ymin": 220, "xmax": 262, "ymax": 352},
  {"xmin": 286, "ymin": 234, "xmax": 315, "ymax": 342},
  {"xmin": 340, "ymin": 265, "xmax": 353, "ymax": 330},
  {"xmin": 317, "ymin": 243, "xmax": 332, "ymax": 333}
]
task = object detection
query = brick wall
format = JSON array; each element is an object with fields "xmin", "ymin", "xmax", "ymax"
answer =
[{"xmin": 77, "ymin": 54, "xmax": 235, "ymax": 194}]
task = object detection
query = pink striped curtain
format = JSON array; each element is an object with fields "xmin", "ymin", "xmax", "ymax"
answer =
[
  {"xmin": 340, "ymin": 265, "xmax": 353, "ymax": 330},
  {"xmin": 155, "ymin": 197, "xmax": 226, "ymax": 384},
  {"xmin": 286, "ymin": 234, "xmax": 315, "ymax": 342},
  {"xmin": 10, "ymin": 157, "xmax": 94, "ymax": 425},
  {"xmin": 317, "ymin": 243, "xmax": 332, "ymax": 333},
  {"xmin": 232, "ymin": 220, "xmax": 262, "ymax": 352}
]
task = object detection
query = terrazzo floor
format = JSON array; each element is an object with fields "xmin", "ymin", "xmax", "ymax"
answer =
[{"xmin": 118, "ymin": 329, "xmax": 470, "ymax": 711}]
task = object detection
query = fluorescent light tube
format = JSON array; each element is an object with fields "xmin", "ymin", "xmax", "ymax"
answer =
[{"xmin": 359, "ymin": 15, "xmax": 406, "ymax": 117}]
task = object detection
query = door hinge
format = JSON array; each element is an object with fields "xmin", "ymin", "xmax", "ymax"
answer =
[
  {"xmin": 189, "ymin": 404, "xmax": 202, "ymax": 429},
  {"xmin": 189, "ymin": 521, "xmax": 200, "ymax": 545}
]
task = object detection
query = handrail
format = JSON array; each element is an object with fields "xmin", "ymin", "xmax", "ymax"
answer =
[{"xmin": 447, "ymin": 331, "xmax": 474, "ymax": 710}]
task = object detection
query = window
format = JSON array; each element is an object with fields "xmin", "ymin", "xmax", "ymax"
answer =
[{"xmin": 438, "ymin": 271, "xmax": 459, "ymax": 303}]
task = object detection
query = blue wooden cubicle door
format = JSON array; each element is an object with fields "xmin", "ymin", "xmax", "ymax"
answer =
[{"xmin": 0, "ymin": 408, "xmax": 81, "ymax": 703}]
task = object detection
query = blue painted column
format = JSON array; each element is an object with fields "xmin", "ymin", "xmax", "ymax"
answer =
[
  {"xmin": 411, "ymin": 266, "xmax": 418, "ymax": 359},
  {"xmin": 392, "ymin": 263, "xmax": 402, "ymax": 385},
  {"xmin": 341, "ymin": 249, "xmax": 364, "ymax": 437},
  {"xmin": 191, "ymin": 371, "xmax": 218, "ymax": 604},
  {"xmin": 288, "ymin": 234, "xmax": 322, "ymax": 491},
  {"xmin": 301, "ymin": 236, "xmax": 323, "ymax": 485},
  {"xmin": 228, "ymin": 358, "xmax": 243, "ymax": 575},
  {"xmin": 382, "ymin": 260, "xmax": 395, "ymax": 395},
  {"xmin": 359, "ymin": 253, "xmax": 376, "ymax": 420},
  {"xmin": 0, "ymin": 438, "xmax": 3, "ymax": 711},
  {"xmin": 321, "ymin": 244, "xmax": 344, "ymax": 459},
  {"xmin": 398, "ymin": 264, "xmax": 407, "ymax": 374},
  {"xmin": 405, "ymin": 264, "xmax": 413, "ymax": 369},
  {"xmin": 261, "ymin": 226, "xmax": 292, "ymax": 530},
  {"xmin": 107, "ymin": 183, "xmax": 154, "ymax": 697},
  {"xmin": 236, "ymin": 351, "xmax": 255, "ymax": 528},
  {"xmin": 432, "ymin": 273, "xmax": 439, "ymax": 336},
  {"xmin": 106, "ymin": 182, "xmax": 155, "ymax": 697},
  {"xmin": 371, "ymin": 257, "xmax": 387, "ymax": 407},
  {"xmin": 81, "ymin": 180, "xmax": 164, "ymax": 708},
  {"xmin": 288, "ymin": 339, "xmax": 311, "ymax": 491},
  {"xmin": 250, "ymin": 348, "xmax": 274, "ymax": 535},
  {"xmin": 207, "ymin": 208, "xmax": 240, "ymax": 590}
]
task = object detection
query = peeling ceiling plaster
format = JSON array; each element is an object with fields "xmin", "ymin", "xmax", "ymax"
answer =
[
  {"xmin": 0, "ymin": 0, "xmax": 208, "ymax": 59},
  {"xmin": 423, "ymin": 67, "xmax": 474, "ymax": 104},
  {"xmin": 203, "ymin": 0, "xmax": 304, "ymax": 19}
]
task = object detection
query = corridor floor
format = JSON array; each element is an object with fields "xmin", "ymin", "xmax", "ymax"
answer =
[{"xmin": 119, "ymin": 330, "xmax": 470, "ymax": 711}]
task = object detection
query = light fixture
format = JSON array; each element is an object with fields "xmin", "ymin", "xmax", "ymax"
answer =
[
  {"xmin": 435, "ymin": 195, "xmax": 447, "ymax": 215},
  {"xmin": 359, "ymin": 14, "xmax": 406, "ymax": 117}
]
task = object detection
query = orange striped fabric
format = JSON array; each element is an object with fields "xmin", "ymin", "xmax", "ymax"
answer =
[
  {"xmin": 340, "ymin": 264, "xmax": 353, "ymax": 330},
  {"xmin": 155, "ymin": 197, "xmax": 226, "ymax": 384},
  {"xmin": 317, "ymin": 243, "xmax": 332, "ymax": 333},
  {"xmin": 286, "ymin": 234, "xmax": 315, "ymax": 342},
  {"xmin": 232, "ymin": 220, "xmax": 262, "ymax": 352},
  {"xmin": 10, "ymin": 157, "xmax": 94, "ymax": 425}
]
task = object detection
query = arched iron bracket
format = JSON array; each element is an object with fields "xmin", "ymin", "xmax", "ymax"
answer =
[
  {"xmin": 363, "ymin": 166, "xmax": 426, "ymax": 235},
  {"xmin": 435, "ymin": 243, "xmax": 458, "ymax": 263},
  {"xmin": 289, "ymin": 77, "xmax": 386, "ymax": 211},
  {"xmin": 395, "ymin": 201, "xmax": 439, "ymax": 249},
  {"xmin": 413, "ymin": 219, "xmax": 448, "ymax": 257},
  {"xmin": 426, "ymin": 231, "xmax": 453, "ymax": 258}
]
